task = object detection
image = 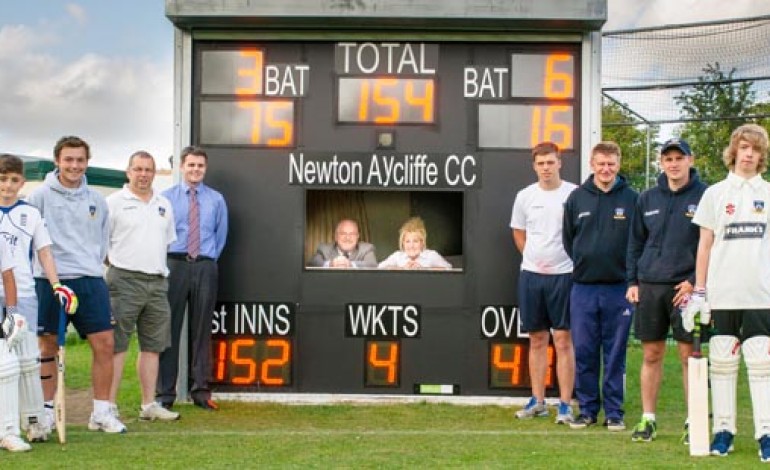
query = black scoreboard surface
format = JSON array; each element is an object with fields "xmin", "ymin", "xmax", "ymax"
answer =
[{"xmin": 167, "ymin": 0, "xmax": 605, "ymax": 398}]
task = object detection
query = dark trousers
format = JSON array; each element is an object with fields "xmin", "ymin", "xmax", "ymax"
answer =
[
  {"xmin": 570, "ymin": 282, "xmax": 633, "ymax": 420},
  {"xmin": 156, "ymin": 257, "xmax": 218, "ymax": 404}
]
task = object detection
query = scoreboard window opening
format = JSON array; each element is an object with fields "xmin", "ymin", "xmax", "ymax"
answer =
[
  {"xmin": 304, "ymin": 190, "xmax": 463, "ymax": 271},
  {"xmin": 488, "ymin": 341, "xmax": 558, "ymax": 390}
]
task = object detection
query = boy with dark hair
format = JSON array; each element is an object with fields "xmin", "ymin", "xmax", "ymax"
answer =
[
  {"xmin": 27, "ymin": 137, "xmax": 125, "ymax": 433},
  {"xmin": 0, "ymin": 153, "xmax": 75, "ymax": 446}
]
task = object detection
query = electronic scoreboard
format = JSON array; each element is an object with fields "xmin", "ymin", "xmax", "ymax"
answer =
[{"xmin": 166, "ymin": 0, "xmax": 605, "ymax": 399}]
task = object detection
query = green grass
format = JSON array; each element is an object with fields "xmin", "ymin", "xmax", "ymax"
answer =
[{"xmin": 3, "ymin": 339, "xmax": 761, "ymax": 468}]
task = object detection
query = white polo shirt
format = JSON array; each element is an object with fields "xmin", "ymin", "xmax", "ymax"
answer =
[
  {"xmin": 0, "ymin": 201, "xmax": 51, "ymax": 298},
  {"xmin": 107, "ymin": 186, "xmax": 176, "ymax": 277},
  {"xmin": 510, "ymin": 181, "xmax": 577, "ymax": 274},
  {"xmin": 692, "ymin": 172, "xmax": 770, "ymax": 309}
]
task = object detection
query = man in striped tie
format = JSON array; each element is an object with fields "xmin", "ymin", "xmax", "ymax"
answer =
[{"xmin": 156, "ymin": 146, "xmax": 229, "ymax": 411}]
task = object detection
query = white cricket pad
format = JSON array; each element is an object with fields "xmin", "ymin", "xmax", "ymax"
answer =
[
  {"xmin": 743, "ymin": 335, "xmax": 770, "ymax": 440},
  {"xmin": 0, "ymin": 340, "xmax": 21, "ymax": 439},
  {"xmin": 14, "ymin": 333, "xmax": 46, "ymax": 431},
  {"xmin": 709, "ymin": 335, "xmax": 741, "ymax": 435}
]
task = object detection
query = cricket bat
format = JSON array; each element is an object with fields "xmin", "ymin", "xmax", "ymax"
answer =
[
  {"xmin": 55, "ymin": 306, "xmax": 67, "ymax": 444},
  {"xmin": 687, "ymin": 316, "xmax": 709, "ymax": 456}
]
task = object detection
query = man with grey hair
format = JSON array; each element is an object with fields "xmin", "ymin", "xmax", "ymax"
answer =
[{"xmin": 106, "ymin": 151, "xmax": 179, "ymax": 423}]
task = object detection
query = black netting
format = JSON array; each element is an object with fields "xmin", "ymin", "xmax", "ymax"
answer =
[{"xmin": 602, "ymin": 17, "xmax": 770, "ymax": 124}]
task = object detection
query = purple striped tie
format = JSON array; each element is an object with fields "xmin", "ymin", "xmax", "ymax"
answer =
[{"xmin": 188, "ymin": 187, "xmax": 200, "ymax": 258}]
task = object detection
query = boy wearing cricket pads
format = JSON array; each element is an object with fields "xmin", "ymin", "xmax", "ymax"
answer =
[
  {"xmin": 0, "ymin": 154, "xmax": 77, "ymax": 444},
  {"xmin": 0, "ymin": 238, "xmax": 27, "ymax": 452},
  {"xmin": 685, "ymin": 124, "xmax": 770, "ymax": 462}
]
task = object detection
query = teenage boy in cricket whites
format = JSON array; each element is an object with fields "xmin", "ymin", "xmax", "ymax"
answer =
[
  {"xmin": 0, "ymin": 154, "xmax": 78, "ymax": 447},
  {"xmin": 685, "ymin": 124, "xmax": 770, "ymax": 462}
]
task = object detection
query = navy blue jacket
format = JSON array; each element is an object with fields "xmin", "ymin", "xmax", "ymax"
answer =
[
  {"xmin": 563, "ymin": 174, "xmax": 639, "ymax": 283},
  {"xmin": 626, "ymin": 168, "xmax": 707, "ymax": 286}
]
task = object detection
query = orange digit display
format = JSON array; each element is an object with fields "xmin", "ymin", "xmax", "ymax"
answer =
[
  {"xmin": 491, "ymin": 343, "xmax": 523, "ymax": 386},
  {"xmin": 405, "ymin": 80, "xmax": 434, "ymax": 122},
  {"xmin": 236, "ymin": 49, "xmax": 264, "ymax": 95},
  {"xmin": 365, "ymin": 340, "xmax": 400, "ymax": 387},
  {"xmin": 231, "ymin": 339, "xmax": 257, "ymax": 384},
  {"xmin": 338, "ymin": 78, "xmax": 435, "ymax": 124},
  {"xmin": 489, "ymin": 341, "xmax": 558, "ymax": 389},
  {"xmin": 372, "ymin": 78, "xmax": 400, "ymax": 123},
  {"xmin": 232, "ymin": 100, "xmax": 294, "ymax": 147},
  {"xmin": 211, "ymin": 338, "xmax": 293, "ymax": 387},
  {"xmin": 261, "ymin": 339, "xmax": 291, "ymax": 385},
  {"xmin": 530, "ymin": 105, "xmax": 573, "ymax": 150},
  {"xmin": 544, "ymin": 54, "xmax": 573, "ymax": 98}
]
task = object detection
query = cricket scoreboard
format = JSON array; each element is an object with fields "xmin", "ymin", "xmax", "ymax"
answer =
[{"xmin": 166, "ymin": 0, "xmax": 605, "ymax": 399}]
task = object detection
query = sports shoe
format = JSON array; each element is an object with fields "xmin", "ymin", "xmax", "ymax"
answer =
[
  {"xmin": 515, "ymin": 397, "xmax": 548, "ymax": 419},
  {"xmin": 631, "ymin": 417, "xmax": 657, "ymax": 442},
  {"xmin": 604, "ymin": 418, "xmax": 626, "ymax": 432},
  {"xmin": 710, "ymin": 430, "xmax": 734, "ymax": 456},
  {"xmin": 110, "ymin": 403, "xmax": 120, "ymax": 418},
  {"xmin": 759, "ymin": 434, "xmax": 770, "ymax": 463},
  {"xmin": 569, "ymin": 414, "xmax": 597, "ymax": 429},
  {"xmin": 140, "ymin": 402, "xmax": 180, "ymax": 421},
  {"xmin": 88, "ymin": 411, "xmax": 127, "ymax": 434},
  {"xmin": 555, "ymin": 402, "xmax": 574, "ymax": 424},
  {"xmin": 0, "ymin": 435, "xmax": 32, "ymax": 452},
  {"xmin": 26, "ymin": 422, "xmax": 50, "ymax": 443}
]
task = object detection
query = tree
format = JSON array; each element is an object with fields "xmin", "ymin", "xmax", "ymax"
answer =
[
  {"xmin": 602, "ymin": 98, "xmax": 659, "ymax": 191},
  {"xmin": 674, "ymin": 63, "xmax": 755, "ymax": 184}
]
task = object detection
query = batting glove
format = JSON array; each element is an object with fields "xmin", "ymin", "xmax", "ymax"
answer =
[
  {"xmin": 53, "ymin": 283, "xmax": 78, "ymax": 315},
  {"xmin": 2, "ymin": 306, "xmax": 27, "ymax": 349},
  {"xmin": 682, "ymin": 287, "xmax": 709, "ymax": 333}
]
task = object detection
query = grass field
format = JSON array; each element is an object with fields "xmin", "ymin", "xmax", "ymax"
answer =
[{"xmin": 2, "ymin": 337, "xmax": 761, "ymax": 468}]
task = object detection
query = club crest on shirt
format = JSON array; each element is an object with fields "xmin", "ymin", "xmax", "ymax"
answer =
[
  {"xmin": 725, "ymin": 203, "xmax": 735, "ymax": 215},
  {"xmin": 754, "ymin": 200, "xmax": 765, "ymax": 213},
  {"xmin": 613, "ymin": 207, "xmax": 627, "ymax": 220},
  {"xmin": 685, "ymin": 204, "xmax": 697, "ymax": 218},
  {"xmin": 89, "ymin": 205, "xmax": 97, "ymax": 218},
  {"xmin": 20, "ymin": 213, "xmax": 27, "ymax": 226},
  {"xmin": 159, "ymin": 206, "xmax": 166, "ymax": 217}
]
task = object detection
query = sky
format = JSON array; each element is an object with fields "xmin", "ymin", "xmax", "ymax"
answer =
[{"xmin": 1, "ymin": 0, "xmax": 769, "ymax": 170}]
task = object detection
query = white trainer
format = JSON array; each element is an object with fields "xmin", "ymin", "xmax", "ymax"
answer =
[
  {"xmin": 0, "ymin": 435, "xmax": 32, "ymax": 452},
  {"xmin": 26, "ymin": 422, "xmax": 50, "ymax": 443},
  {"xmin": 88, "ymin": 411, "xmax": 127, "ymax": 433},
  {"xmin": 139, "ymin": 402, "xmax": 180, "ymax": 421},
  {"xmin": 110, "ymin": 403, "xmax": 120, "ymax": 418}
]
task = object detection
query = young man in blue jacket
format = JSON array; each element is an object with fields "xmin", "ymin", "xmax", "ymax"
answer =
[
  {"xmin": 563, "ymin": 141, "xmax": 638, "ymax": 431},
  {"xmin": 625, "ymin": 138, "xmax": 707, "ymax": 442}
]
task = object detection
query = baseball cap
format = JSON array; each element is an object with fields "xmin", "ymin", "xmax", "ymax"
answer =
[{"xmin": 660, "ymin": 138, "xmax": 692, "ymax": 156}]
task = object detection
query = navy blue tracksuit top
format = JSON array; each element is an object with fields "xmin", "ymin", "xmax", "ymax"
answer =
[
  {"xmin": 626, "ymin": 168, "xmax": 707, "ymax": 286},
  {"xmin": 563, "ymin": 174, "xmax": 639, "ymax": 284}
]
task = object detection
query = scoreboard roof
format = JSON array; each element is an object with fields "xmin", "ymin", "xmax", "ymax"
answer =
[{"xmin": 165, "ymin": 0, "xmax": 607, "ymax": 32}]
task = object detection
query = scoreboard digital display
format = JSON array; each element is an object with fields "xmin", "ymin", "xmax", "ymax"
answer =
[
  {"xmin": 188, "ymin": 35, "xmax": 585, "ymax": 398},
  {"xmin": 338, "ymin": 78, "xmax": 436, "ymax": 124}
]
